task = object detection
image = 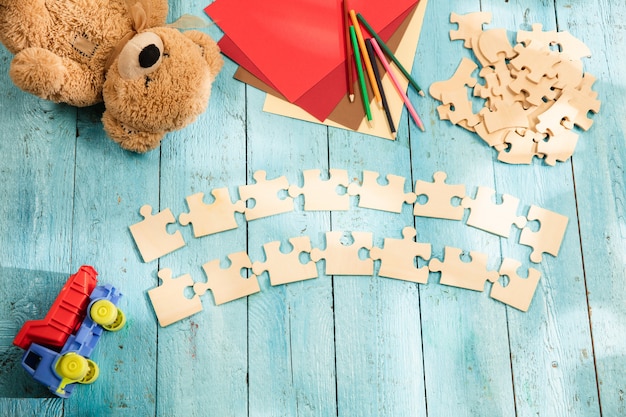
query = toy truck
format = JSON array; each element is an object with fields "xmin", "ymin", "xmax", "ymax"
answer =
[{"xmin": 13, "ymin": 265, "xmax": 125, "ymax": 398}]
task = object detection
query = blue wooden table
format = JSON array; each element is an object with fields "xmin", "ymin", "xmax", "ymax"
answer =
[{"xmin": 1, "ymin": 0, "xmax": 624, "ymax": 416}]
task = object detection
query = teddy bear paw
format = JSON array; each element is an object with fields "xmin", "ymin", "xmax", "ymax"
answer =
[{"xmin": 10, "ymin": 48, "xmax": 67, "ymax": 101}]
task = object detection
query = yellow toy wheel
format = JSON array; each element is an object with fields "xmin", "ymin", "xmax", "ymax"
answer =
[
  {"xmin": 56, "ymin": 353, "xmax": 88, "ymax": 381},
  {"xmin": 90, "ymin": 300, "xmax": 117, "ymax": 326},
  {"xmin": 103, "ymin": 308, "xmax": 126, "ymax": 332},
  {"xmin": 80, "ymin": 359, "xmax": 100, "ymax": 384}
]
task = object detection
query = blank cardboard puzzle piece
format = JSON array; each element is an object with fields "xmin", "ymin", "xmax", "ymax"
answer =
[
  {"xmin": 252, "ymin": 236, "xmax": 318, "ymax": 286},
  {"xmin": 238, "ymin": 170, "xmax": 294, "ymax": 221},
  {"xmin": 370, "ymin": 227, "xmax": 432, "ymax": 284},
  {"xmin": 476, "ymin": 28, "xmax": 516, "ymax": 65},
  {"xmin": 561, "ymin": 85, "xmax": 601, "ymax": 131},
  {"xmin": 148, "ymin": 269, "xmax": 203, "ymax": 327},
  {"xmin": 510, "ymin": 44, "xmax": 561, "ymax": 83},
  {"xmin": 438, "ymin": 89, "xmax": 481, "ymax": 127},
  {"xmin": 462, "ymin": 186, "xmax": 527, "ymax": 237},
  {"xmin": 497, "ymin": 129, "xmax": 542, "ymax": 165},
  {"xmin": 473, "ymin": 122, "xmax": 509, "ymax": 150},
  {"xmin": 519, "ymin": 205, "xmax": 569, "ymax": 263},
  {"xmin": 555, "ymin": 31, "xmax": 592, "ymax": 61},
  {"xmin": 449, "ymin": 11, "xmax": 492, "ymax": 48},
  {"xmin": 310, "ymin": 231, "xmax": 373, "ymax": 276},
  {"xmin": 516, "ymin": 23, "xmax": 558, "ymax": 51},
  {"xmin": 413, "ymin": 171, "xmax": 466, "ymax": 220},
  {"xmin": 288, "ymin": 169, "xmax": 350, "ymax": 211},
  {"xmin": 194, "ymin": 252, "xmax": 260, "ymax": 305},
  {"xmin": 480, "ymin": 101, "xmax": 529, "ymax": 133},
  {"xmin": 347, "ymin": 171, "xmax": 416, "ymax": 213},
  {"xmin": 428, "ymin": 246, "xmax": 499, "ymax": 292},
  {"xmin": 178, "ymin": 188, "xmax": 245, "ymax": 237},
  {"xmin": 535, "ymin": 92, "xmax": 579, "ymax": 136},
  {"xmin": 508, "ymin": 68, "xmax": 558, "ymax": 107},
  {"xmin": 429, "ymin": 57, "xmax": 477, "ymax": 101},
  {"xmin": 490, "ymin": 258, "xmax": 541, "ymax": 312},
  {"xmin": 129, "ymin": 205, "xmax": 186, "ymax": 263},
  {"xmin": 536, "ymin": 125, "xmax": 579, "ymax": 166}
]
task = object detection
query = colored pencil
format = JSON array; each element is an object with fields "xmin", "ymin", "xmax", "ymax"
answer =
[
  {"xmin": 365, "ymin": 38, "xmax": 395, "ymax": 135},
  {"xmin": 356, "ymin": 12, "xmax": 425, "ymax": 96},
  {"xmin": 349, "ymin": 9, "xmax": 383, "ymax": 109},
  {"xmin": 349, "ymin": 25, "xmax": 373, "ymax": 126},
  {"xmin": 343, "ymin": 0, "xmax": 354, "ymax": 102},
  {"xmin": 370, "ymin": 38, "xmax": 424, "ymax": 131}
]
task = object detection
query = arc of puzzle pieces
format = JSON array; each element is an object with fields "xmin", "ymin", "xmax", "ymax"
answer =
[
  {"xmin": 148, "ymin": 227, "xmax": 543, "ymax": 327},
  {"xmin": 129, "ymin": 169, "xmax": 569, "ymax": 265}
]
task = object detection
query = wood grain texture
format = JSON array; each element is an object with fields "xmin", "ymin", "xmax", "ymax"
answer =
[{"xmin": 0, "ymin": 0, "xmax": 623, "ymax": 416}]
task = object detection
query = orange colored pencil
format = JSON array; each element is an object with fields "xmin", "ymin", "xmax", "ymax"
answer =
[
  {"xmin": 349, "ymin": 9, "xmax": 383, "ymax": 109},
  {"xmin": 343, "ymin": 0, "xmax": 354, "ymax": 102}
]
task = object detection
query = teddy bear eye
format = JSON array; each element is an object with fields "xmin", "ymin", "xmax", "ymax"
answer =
[{"xmin": 118, "ymin": 32, "xmax": 164, "ymax": 80}]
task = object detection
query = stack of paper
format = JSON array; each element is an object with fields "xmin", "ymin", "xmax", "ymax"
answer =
[{"xmin": 205, "ymin": 0, "xmax": 428, "ymax": 139}]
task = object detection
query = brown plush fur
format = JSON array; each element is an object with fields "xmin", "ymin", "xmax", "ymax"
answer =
[{"xmin": 0, "ymin": 0, "xmax": 223, "ymax": 152}]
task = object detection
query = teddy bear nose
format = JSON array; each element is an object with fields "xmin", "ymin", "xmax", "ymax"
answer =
[{"xmin": 139, "ymin": 44, "xmax": 161, "ymax": 68}]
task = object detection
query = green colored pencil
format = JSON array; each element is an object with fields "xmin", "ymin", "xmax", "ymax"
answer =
[
  {"xmin": 350, "ymin": 25, "xmax": 373, "ymax": 125},
  {"xmin": 356, "ymin": 12, "xmax": 424, "ymax": 96}
]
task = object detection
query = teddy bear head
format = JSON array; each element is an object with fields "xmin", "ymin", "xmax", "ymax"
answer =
[{"xmin": 102, "ymin": 27, "xmax": 223, "ymax": 153}]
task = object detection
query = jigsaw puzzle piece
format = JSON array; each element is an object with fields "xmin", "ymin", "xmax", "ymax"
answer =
[
  {"xmin": 288, "ymin": 169, "xmax": 350, "ymax": 211},
  {"xmin": 510, "ymin": 44, "xmax": 561, "ymax": 84},
  {"xmin": 519, "ymin": 205, "xmax": 569, "ymax": 263},
  {"xmin": 449, "ymin": 11, "xmax": 492, "ymax": 49},
  {"xmin": 178, "ymin": 188, "xmax": 245, "ymax": 237},
  {"xmin": 129, "ymin": 205, "xmax": 186, "ymax": 263},
  {"xmin": 347, "ymin": 171, "xmax": 416, "ymax": 213},
  {"xmin": 536, "ymin": 125, "xmax": 579, "ymax": 166},
  {"xmin": 490, "ymin": 258, "xmax": 541, "ymax": 312},
  {"xmin": 497, "ymin": 129, "xmax": 542, "ymax": 165},
  {"xmin": 480, "ymin": 101, "xmax": 530, "ymax": 133},
  {"xmin": 476, "ymin": 28, "xmax": 516, "ymax": 65},
  {"xmin": 194, "ymin": 252, "xmax": 260, "ymax": 305},
  {"xmin": 252, "ymin": 236, "xmax": 318, "ymax": 286},
  {"xmin": 148, "ymin": 269, "xmax": 203, "ymax": 327},
  {"xmin": 439, "ymin": 89, "xmax": 481, "ymax": 127},
  {"xmin": 429, "ymin": 57, "xmax": 477, "ymax": 101},
  {"xmin": 413, "ymin": 171, "xmax": 466, "ymax": 220},
  {"xmin": 310, "ymin": 231, "xmax": 373, "ymax": 276},
  {"xmin": 473, "ymin": 122, "xmax": 509, "ymax": 150},
  {"xmin": 555, "ymin": 30, "xmax": 591, "ymax": 61},
  {"xmin": 238, "ymin": 170, "xmax": 294, "ymax": 221},
  {"xmin": 428, "ymin": 246, "xmax": 499, "ymax": 292},
  {"xmin": 561, "ymin": 86, "xmax": 601, "ymax": 131},
  {"xmin": 370, "ymin": 227, "xmax": 431, "ymax": 284},
  {"xmin": 461, "ymin": 186, "xmax": 527, "ymax": 237},
  {"xmin": 516, "ymin": 23, "xmax": 557, "ymax": 51}
]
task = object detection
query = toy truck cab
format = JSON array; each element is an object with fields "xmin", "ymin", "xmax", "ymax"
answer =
[{"xmin": 13, "ymin": 266, "xmax": 125, "ymax": 398}]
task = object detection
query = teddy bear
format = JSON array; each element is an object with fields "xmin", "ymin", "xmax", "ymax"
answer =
[{"xmin": 0, "ymin": 0, "xmax": 223, "ymax": 152}]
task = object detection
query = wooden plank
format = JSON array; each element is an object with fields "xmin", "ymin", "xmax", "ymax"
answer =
[
  {"xmin": 554, "ymin": 1, "xmax": 626, "ymax": 415},
  {"xmin": 0, "ymin": 43, "xmax": 75, "ymax": 415},
  {"xmin": 245, "ymin": 88, "xmax": 337, "ymax": 415},
  {"xmin": 483, "ymin": 2, "xmax": 601, "ymax": 416},
  {"xmin": 61, "ymin": 103, "xmax": 159, "ymax": 415},
  {"xmin": 329, "ymin": 122, "xmax": 427, "ymax": 414},
  {"xmin": 153, "ymin": 1, "xmax": 249, "ymax": 416},
  {"xmin": 410, "ymin": 1, "xmax": 516, "ymax": 416}
]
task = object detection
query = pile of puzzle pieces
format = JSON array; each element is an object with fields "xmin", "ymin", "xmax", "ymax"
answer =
[
  {"xmin": 127, "ymin": 169, "xmax": 569, "ymax": 325},
  {"xmin": 430, "ymin": 12, "xmax": 600, "ymax": 165}
]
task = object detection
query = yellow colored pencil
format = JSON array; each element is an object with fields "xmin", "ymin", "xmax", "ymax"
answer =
[{"xmin": 349, "ymin": 9, "xmax": 383, "ymax": 109}]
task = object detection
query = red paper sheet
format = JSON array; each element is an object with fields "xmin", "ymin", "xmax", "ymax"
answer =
[{"xmin": 205, "ymin": 0, "xmax": 418, "ymax": 121}]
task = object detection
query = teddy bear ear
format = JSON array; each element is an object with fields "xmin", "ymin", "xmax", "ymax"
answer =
[
  {"xmin": 102, "ymin": 111, "xmax": 165, "ymax": 153},
  {"xmin": 184, "ymin": 30, "xmax": 224, "ymax": 77}
]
